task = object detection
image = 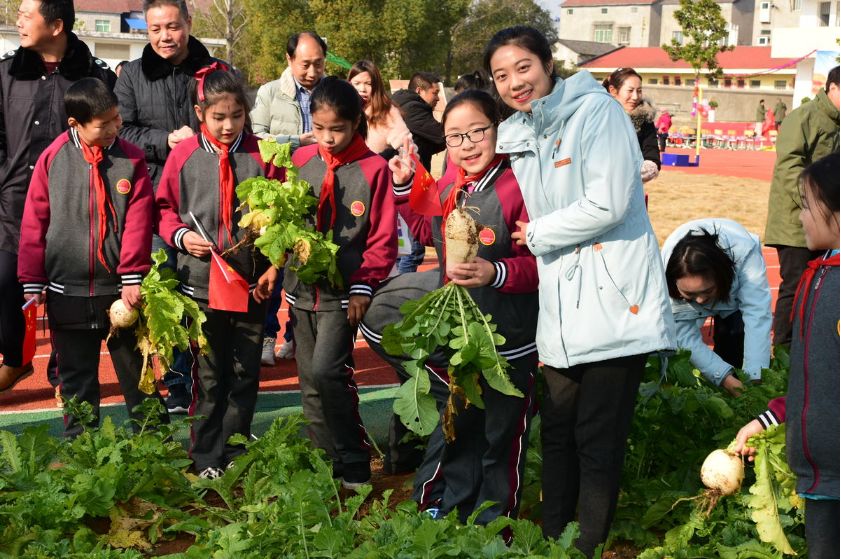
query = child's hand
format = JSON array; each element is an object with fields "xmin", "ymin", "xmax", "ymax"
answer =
[
  {"xmin": 732, "ymin": 419, "xmax": 764, "ymax": 462},
  {"xmin": 347, "ymin": 295, "xmax": 371, "ymax": 328},
  {"xmin": 253, "ymin": 267, "xmax": 278, "ymax": 302},
  {"xmin": 24, "ymin": 292, "xmax": 44, "ymax": 305},
  {"xmin": 121, "ymin": 284, "xmax": 142, "ymax": 310},
  {"xmin": 389, "ymin": 135, "xmax": 416, "ymax": 186},
  {"xmin": 447, "ymin": 257, "xmax": 495, "ymax": 288},
  {"xmin": 511, "ymin": 220, "xmax": 529, "ymax": 246},
  {"xmin": 182, "ymin": 232, "xmax": 213, "ymax": 258}
]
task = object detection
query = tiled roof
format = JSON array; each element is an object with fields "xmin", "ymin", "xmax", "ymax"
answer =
[
  {"xmin": 75, "ymin": 0, "xmax": 143, "ymax": 13},
  {"xmin": 580, "ymin": 46, "xmax": 799, "ymax": 72},
  {"xmin": 557, "ymin": 39, "xmax": 620, "ymax": 59},
  {"xmin": 561, "ymin": 0, "xmax": 657, "ymax": 7}
]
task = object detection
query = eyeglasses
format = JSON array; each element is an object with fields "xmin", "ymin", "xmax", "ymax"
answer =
[{"xmin": 444, "ymin": 125, "xmax": 494, "ymax": 148}]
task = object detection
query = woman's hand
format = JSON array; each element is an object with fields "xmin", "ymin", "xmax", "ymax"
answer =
[
  {"xmin": 721, "ymin": 373, "xmax": 745, "ymax": 397},
  {"xmin": 511, "ymin": 220, "xmax": 529, "ymax": 246},
  {"xmin": 447, "ymin": 257, "xmax": 496, "ymax": 288},
  {"xmin": 253, "ymin": 267, "xmax": 278, "ymax": 303},
  {"xmin": 182, "ymin": 232, "xmax": 213, "ymax": 258},
  {"xmin": 347, "ymin": 295, "xmax": 371, "ymax": 328},
  {"xmin": 732, "ymin": 419, "xmax": 764, "ymax": 462}
]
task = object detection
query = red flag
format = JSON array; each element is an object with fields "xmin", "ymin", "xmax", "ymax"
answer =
[
  {"xmin": 209, "ymin": 249, "xmax": 250, "ymax": 312},
  {"xmin": 22, "ymin": 301, "xmax": 37, "ymax": 364},
  {"xmin": 408, "ymin": 154, "xmax": 442, "ymax": 216}
]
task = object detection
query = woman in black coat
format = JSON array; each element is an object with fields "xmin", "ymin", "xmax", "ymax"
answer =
[{"xmin": 603, "ymin": 68, "xmax": 661, "ymax": 183}]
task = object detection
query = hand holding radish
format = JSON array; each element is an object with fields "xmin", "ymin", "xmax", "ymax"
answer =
[
  {"xmin": 447, "ymin": 257, "xmax": 496, "ymax": 288},
  {"xmin": 347, "ymin": 294, "xmax": 371, "ymax": 327},
  {"xmin": 732, "ymin": 419, "xmax": 764, "ymax": 461},
  {"xmin": 511, "ymin": 220, "xmax": 529, "ymax": 246},
  {"xmin": 121, "ymin": 284, "xmax": 142, "ymax": 310},
  {"xmin": 182, "ymin": 231, "xmax": 213, "ymax": 258}
]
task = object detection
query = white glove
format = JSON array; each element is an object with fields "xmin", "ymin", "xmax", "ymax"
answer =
[{"xmin": 640, "ymin": 160, "xmax": 659, "ymax": 183}]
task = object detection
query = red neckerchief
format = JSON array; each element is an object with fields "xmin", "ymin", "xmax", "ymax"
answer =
[
  {"xmin": 791, "ymin": 252, "xmax": 840, "ymax": 339},
  {"xmin": 317, "ymin": 134, "xmax": 370, "ymax": 231},
  {"xmin": 80, "ymin": 141, "xmax": 118, "ymax": 273},
  {"xmin": 200, "ymin": 123, "xmax": 236, "ymax": 245}
]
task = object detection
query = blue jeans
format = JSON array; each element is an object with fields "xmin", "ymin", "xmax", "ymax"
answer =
[
  {"xmin": 153, "ymin": 236, "xmax": 193, "ymax": 389},
  {"xmin": 396, "ymin": 238, "xmax": 426, "ymax": 274},
  {"xmin": 264, "ymin": 270, "xmax": 293, "ymax": 342}
]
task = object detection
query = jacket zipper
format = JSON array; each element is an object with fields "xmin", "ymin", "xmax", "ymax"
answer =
[
  {"xmin": 801, "ymin": 265, "xmax": 827, "ymax": 493},
  {"xmin": 88, "ymin": 163, "xmax": 95, "ymax": 297}
]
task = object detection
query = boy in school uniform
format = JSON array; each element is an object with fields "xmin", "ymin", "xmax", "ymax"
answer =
[{"xmin": 18, "ymin": 77, "xmax": 167, "ymax": 437}]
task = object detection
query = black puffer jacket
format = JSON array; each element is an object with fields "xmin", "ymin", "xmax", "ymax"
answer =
[
  {"xmin": 0, "ymin": 33, "xmax": 115, "ymax": 254},
  {"xmin": 115, "ymin": 37, "xmax": 223, "ymax": 188},
  {"xmin": 628, "ymin": 98, "xmax": 661, "ymax": 169},
  {"xmin": 391, "ymin": 89, "xmax": 445, "ymax": 171}
]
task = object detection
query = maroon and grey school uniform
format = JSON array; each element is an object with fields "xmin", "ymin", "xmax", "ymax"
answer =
[
  {"xmin": 18, "ymin": 128, "xmax": 164, "ymax": 437},
  {"xmin": 364, "ymin": 158, "xmax": 539, "ymax": 523},
  {"xmin": 285, "ymin": 143, "xmax": 397, "ymax": 474},
  {"xmin": 155, "ymin": 131, "xmax": 284, "ymax": 471}
]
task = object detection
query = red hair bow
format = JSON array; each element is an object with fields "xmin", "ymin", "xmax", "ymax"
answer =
[{"xmin": 194, "ymin": 61, "xmax": 229, "ymax": 102}]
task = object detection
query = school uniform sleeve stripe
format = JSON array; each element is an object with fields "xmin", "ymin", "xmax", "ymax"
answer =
[
  {"xmin": 490, "ymin": 261, "xmax": 507, "ymax": 289},
  {"xmin": 22, "ymin": 283, "xmax": 46, "ymax": 294},
  {"xmin": 349, "ymin": 284, "xmax": 373, "ymax": 298},
  {"xmin": 393, "ymin": 180, "xmax": 412, "ymax": 197},
  {"xmin": 358, "ymin": 321, "xmax": 382, "ymax": 344},
  {"xmin": 173, "ymin": 227, "xmax": 191, "ymax": 251},
  {"xmin": 757, "ymin": 409, "xmax": 780, "ymax": 429},
  {"xmin": 120, "ymin": 273, "xmax": 143, "ymax": 285}
]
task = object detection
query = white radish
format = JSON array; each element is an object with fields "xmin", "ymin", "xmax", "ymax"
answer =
[
  {"xmin": 109, "ymin": 299, "xmax": 139, "ymax": 329},
  {"xmin": 445, "ymin": 207, "xmax": 480, "ymax": 264},
  {"xmin": 701, "ymin": 449, "xmax": 745, "ymax": 496}
]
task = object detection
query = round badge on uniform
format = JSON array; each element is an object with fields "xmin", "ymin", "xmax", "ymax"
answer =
[
  {"xmin": 479, "ymin": 227, "xmax": 495, "ymax": 246},
  {"xmin": 350, "ymin": 200, "xmax": 365, "ymax": 217},
  {"xmin": 115, "ymin": 179, "xmax": 132, "ymax": 195}
]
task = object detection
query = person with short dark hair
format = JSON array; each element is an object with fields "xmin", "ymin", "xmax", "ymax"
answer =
[
  {"xmin": 454, "ymin": 70, "xmax": 488, "ymax": 93},
  {"xmin": 0, "ymin": 0, "xmax": 116, "ymax": 392},
  {"xmin": 662, "ymin": 219, "xmax": 772, "ymax": 396},
  {"xmin": 755, "ymin": 98, "xmax": 766, "ymax": 137},
  {"xmin": 765, "ymin": 65, "xmax": 839, "ymax": 347},
  {"xmin": 17, "ymin": 78, "xmax": 166, "ymax": 436},
  {"xmin": 115, "ymin": 60, "xmax": 129, "ymax": 77},
  {"xmin": 774, "ymin": 97, "xmax": 787, "ymax": 129}
]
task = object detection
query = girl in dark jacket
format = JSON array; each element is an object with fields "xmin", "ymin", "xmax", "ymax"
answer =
[
  {"xmin": 734, "ymin": 153, "xmax": 839, "ymax": 559},
  {"xmin": 603, "ymin": 68, "xmax": 661, "ymax": 182}
]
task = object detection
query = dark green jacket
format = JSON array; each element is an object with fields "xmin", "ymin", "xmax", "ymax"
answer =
[{"xmin": 765, "ymin": 90, "xmax": 838, "ymax": 247}]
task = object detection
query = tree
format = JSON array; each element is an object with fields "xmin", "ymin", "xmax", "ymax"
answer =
[
  {"xmin": 448, "ymin": 0, "xmax": 558, "ymax": 84},
  {"xmin": 662, "ymin": 0, "xmax": 733, "ymax": 82},
  {"xmin": 238, "ymin": 0, "xmax": 314, "ymax": 84},
  {"xmin": 189, "ymin": 0, "xmax": 247, "ymax": 64}
]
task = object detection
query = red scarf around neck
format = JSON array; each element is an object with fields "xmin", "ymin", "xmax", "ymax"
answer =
[
  {"xmin": 790, "ymin": 251, "xmax": 839, "ymax": 339},
  {"xmin": 80, "ymin": 141, "xmax": 118, "ymax": 273},
  {"xmin": 201, "ymin": 123, "xmax": 236, "ymax": 245},
  {"xmin": 316, "ymin": 134, "xmax": 370, "ymax": 231}
]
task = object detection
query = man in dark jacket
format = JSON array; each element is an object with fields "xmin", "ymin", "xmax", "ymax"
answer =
[
  {"xmin": 115, "ymin": 0, "xmax": 223, "ymax": 412},
  {"xmin": 0, "ymin": 0, "xmax": 115, "ymax": 391},
  {"xmin": 391, "ymin": 72, "xmax": 446, "ymax": 171}
]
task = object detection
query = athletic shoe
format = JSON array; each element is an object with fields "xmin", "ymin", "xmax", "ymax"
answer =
[
  {"xmin": 425, "ymin": 507, "xmax": 442, "ymax": 520},
  {"xmin": 275, "ymin": 339, "xmax": 295, "ymax": 360},
  {"xmin": 261, "ymin": 337, "xmax": 276, "ymax": 366},
  {"xmin": 165, "ymin": 383, "xmax": 191, "ymax": 414},
  {"xmin": 341, "ymin": 461, "xmax": 371, "ymax": 490},
  {"xmin": 198, "ymin": 467, "xmax": 224, "ymax": 480}
]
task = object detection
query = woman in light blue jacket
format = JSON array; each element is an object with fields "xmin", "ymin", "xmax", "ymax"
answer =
[
  {"xmin": 484, "ymin": 26, "xmax": 676, "ymax": 556},
  {"xmin": 662, "ymin": 218, "xmax": 772, "ymax": 396}
]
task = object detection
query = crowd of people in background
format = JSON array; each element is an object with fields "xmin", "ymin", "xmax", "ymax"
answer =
[{"xmin": 0, "ymin": 0, "xmax": 838, "ymax": 557}]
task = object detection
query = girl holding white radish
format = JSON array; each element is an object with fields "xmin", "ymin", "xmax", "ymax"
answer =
[
  {"xmin": 733, "ymin": 153, "xmax": 839, "ymax": 559},
  {"xmin": 363, "ymin": 89, "xmax": 539, "ymax": 525},
  {"xmin": 485, "ymin": 26, "xmax": 676, "ymax": 555}
]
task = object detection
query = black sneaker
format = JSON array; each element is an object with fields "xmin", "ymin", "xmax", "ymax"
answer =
[
  {"xmin": 165, "ymin": 384, "xmax": 191, "ymax": 414},
  {"xmin": 341, "ymin": 461, "xmax": 371, "ymax": 490}
]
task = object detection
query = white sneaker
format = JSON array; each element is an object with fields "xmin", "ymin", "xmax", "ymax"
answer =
[
  {"xmin": 198, "ymin": 467, "xmax": 224, "ymax": 480},
  {"xmin": 275, "ymin": 340, "xmax": 295, "ymax": 360},
  {"xmin": 261, "ymin": 337, "xmax": 276, "ymax": 366}
]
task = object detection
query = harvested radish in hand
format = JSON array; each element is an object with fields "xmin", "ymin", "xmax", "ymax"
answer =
[
  {"xmin": 109, "ymin": 299, "xmax": 139, "ymax": 329},
  {"xmin": 701, "ymin": 448, "xmax": 744, "ymax": 496},
  {"xmin": 445, "ymin": 207, "xmax": 480, "ymax": 264}
]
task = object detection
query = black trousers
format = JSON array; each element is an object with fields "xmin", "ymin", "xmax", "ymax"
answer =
[
  {"xmin": 541, "ymin": 354, "xmax": 647, "ymax": 557},
  {"xmin": 48, "ymin": 292, "xmax": 168, "ymax": 438},
  {"xmin": 805, "ymin": 498, "xmax": 839, "ymax": 559},
  {"xmin": 712, "ymin": 311, "xmax": 745, "ymax": 369},
  {"xmin": 772, "ymin": 246, "xmax": 821, "ymax": 346},
  {"xmin": 0, "ymin": 250, "xmax": 24, "ymax": 367},
  {"xmin": 190, "ymin": 297, "xmax": 266, "ymax": 470}
]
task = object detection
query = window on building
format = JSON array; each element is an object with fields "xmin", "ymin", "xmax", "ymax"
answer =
[
  {"xmin": 737, "ymin": 79, "xmax": 746, "ymax": 88},
  {"xmin": 792, "ymin": 0, "xmax": 802, "ymax": 10},
  {"xmin": 672, "ymin": 30, "xmax": 684, "ymax": 44},
  {"xmin": 95, "ymin": 43, "xmax": 130, "ymax": 60},
  {"xmin": 631, "ymin": 6, "xmax": 638, "ymax": 12},
  {"xmin": 708, "ymin": 77, "xmax": 719, "ymax": 87},
  {"xmin": 750, "ymin": 80, "xmax": 761, "ymax": 88},
  {"xmin": 758, "ymin": 36, "xmax": 770, "ymax": 45},
  {"xmin": 724, "ymin": 78, "xmax": 733, "ymax": 88},
  {"xmin": 686, "ymin": 78, "xmax": 696, "ymax": 86},
  {"xmin": 819, "ymin": 2, "xmax": 831, "ymax": 25},
  {"xmin": 95, "ymin": 19, "xmax": 111, "ymax": 32},
  {"xmin": 662, "ymin": 76, "xmax": 670, "ymax": 85},
  {"xmin": 648, "ymin": 78, "xmax": 658, "ymax": 85},
  {"xmin": 759, "ymin": 1, "xmax": 771, "ymax": 23},
  {"xmin": 567, "ymin": 8, "xmax": 573, "ymax": 14},
  {"xmin": 674, "ymin": 76, "xmax": 682, "ymax": 86},
  {"xmin": 601, "ymin": 7, "xmax": 608, "ymax": 13},
  {"xmin": 617, "ymin": 26, "xmax": 631, "ymax": 45},
  {"xmin": 774, "ymin": 80, "xmax": 788, "ymax": 89},
  {"xmin": 593, "ymin": 24, "xmax": 613, "ymax": 43}
]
